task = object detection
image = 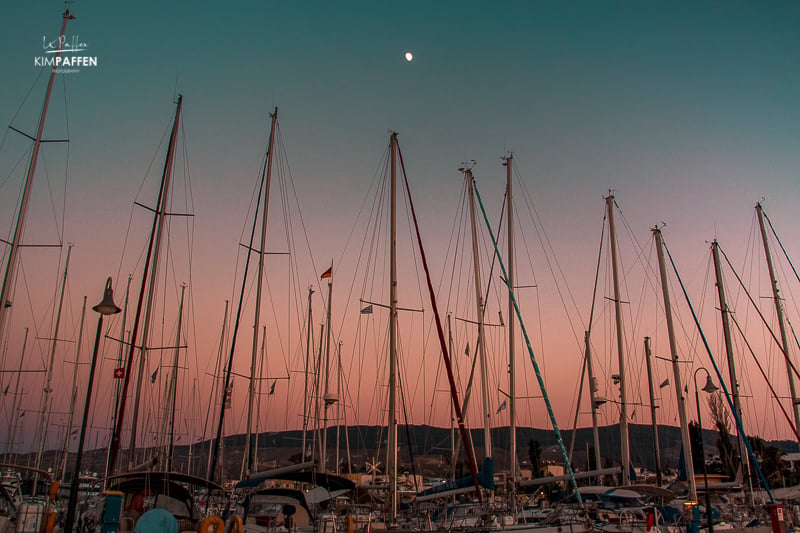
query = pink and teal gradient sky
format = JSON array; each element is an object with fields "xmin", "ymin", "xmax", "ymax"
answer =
[{"xmin": 1, "ymin": 1, "xmax": 800, "ymax": 460}]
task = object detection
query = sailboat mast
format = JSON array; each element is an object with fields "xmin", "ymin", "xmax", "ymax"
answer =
[
  {"xmin": 653, "ymin": 226, "xmax": 696, "ymax": 501},
  {"xmin": 448, "ymin": 313, "xmax": 456, "ymax": 481},
  {"xmin": 254, "ymin": 325, "xmax": 266, "ymax": 471},
  {"xmin": 4, "ymin": 328, "xmax": 28, "ymax": 462},
  {"xmin": 108, "ymin": 95, "xmax": 183, "ymax": 475},
  {"xmin": 105, "ymin": 275, "xmax": 131, "ymax": 479},
  {"xmin": 205, "ymin": 300, "xmax": 228, "ymax": 481},
  {"xmin": 127, "ymin": 95, "xmax": 184, "ymax": 470},
  {"xmin": 0, "ymin": 9, "xmax": 75, "ymax": 345},
  {"xmin": 387, "ymin": 132, "xmax": 399, "ymax": 525},
  {"xmin": 644, "ymin": 336, "xmax": 662, "ymax": 486},
  {"xmin": 322, "ymin": 275, "xmax": 333, "ymax": 471},
  {"xmin": 336, "ymin": 341, "xmax": 342, "ymax": 474},
  {"xmin": 245, "ymin": 109, "xmax": 278, "ymax": 476},
  {"xmin": 341, "ymin": 346, "xmax": 353, "ymax": 474},
  {"xmin": 504, "ymin": 154, "xmax": 516, "ymax": 508},
  {"xmin": 60, "ymin": 296, "xmax": 87, "ymax": 481},
  {"xmin": 166, "ymin": 283, "xmax": 186, "ymax": 471},
  {"xmin": 34, "ymin": 243, "xmax": 72, "ymax": 474},
  {"xmin": 314, "ymin": 322, "xmax": 324, "ymax": 468},
  {"xmin": 585, "ymin": 331, "xmax": 602, "ymax": 475},
  {"xmin": 302, "ymin": 287, "xmax": 314, "ymax": 459},
  {"xmin": 756, "ymin": 203, "xmax": 800, "ymax": 442},
  {"xmin": 710, "ymin": 240, "xmax": 750, "ymax": 475},
  {"xmin": 605, "ymin": 193, "xmax": 630, "ymax": 485},
  {"xmin": 188, "ymin": 379, "xmax": 196, "ymax": 475},
  {"xmin": 466, "ymin": 169, "xmax": 493, "ymax": 465}
]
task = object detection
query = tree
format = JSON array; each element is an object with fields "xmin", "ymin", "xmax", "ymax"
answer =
[
  {"xmin": 528, "ymin": 440, "xmax": 542, "ymax": 477},
  {"xmin": 587, "ymin": 446, "xmax": 597, "ymax": 471},
  {"xmin": 689, "ymin": 421, "xmax": 705, "ymax": 474},
  {"xmin": 751, "ymin": 437, "xmax": 788, "ymax": 488},
  {"xmin": 707, "ymin": 391, "xmax": 739, "ymax": 478}
]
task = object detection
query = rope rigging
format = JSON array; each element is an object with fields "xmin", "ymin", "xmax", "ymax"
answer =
[{"xmin": 661, "ymin": 233, "xmax": 774, "ymax": 503}]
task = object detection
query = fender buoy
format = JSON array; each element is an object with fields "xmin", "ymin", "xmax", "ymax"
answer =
[
  {"xmin": 226, "ymin": 515, "xmax": 243, "ymax": 533},
  {"xmin": 42, "ymin": 512, "xmax": 57, "ymax": 533},
  {"xmin": 200, "ymin": 515, "xmax": 225, "ymax": 533}
]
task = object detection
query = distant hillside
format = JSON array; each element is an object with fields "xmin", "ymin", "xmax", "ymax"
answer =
[{"xmin": 17, "ymin": 423, "xmax": 795, "ymax": 482}]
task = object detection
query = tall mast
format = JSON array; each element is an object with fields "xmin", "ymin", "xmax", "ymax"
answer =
[
  {"xmin": 322, "ymin": 272, "xmax": 334, "ymax": 471},
  {"xmin": 585, "ymin": 331, "xmax": 602, "ymax": 476},
  {"xmin": 205, "ymin": 300, "xmax": 228, "ymax": 481},
  {"xmin": 644, "ymin": 336, "xmax": 662, "ymax": 487},
  {"xmin": 4, "ymin": 328, "xmax": 28, "ymax": 462},
  {"xmin": 605, "ymin": 193, "xmax": 629, "ymax": 484},
  {"xmin": 209, "ymin": 109, "xmax": 278, "ymax": 483},
  {"xmin": 302, "ymin": 287, "xmax": 314, "ymax": 459},
  {"xmin": 254, "ymin": 325, "xmax": 266, "ymax": 471},
  {"xmin": 466, "ymin": 169, "xmax": 493, "ymax": 468},
  {"xmin": 448, "ymin": 313, "xmax": 456, "ymax": 481},
  {"xmin": 336, "ymin": 341, "xmax": 342, "ymax": 474},
  {"xmin": 710, "ymin": 240, "xmax": 750, "ymax": 472},
  {"xmin": 127, "ymin": 95, "xmax": 184, "ymax": 470},
  {"xmin": 387, "ymin": 132, "xmax": 399, "ymax": 525},
  {"xmin": 188, "ymin": 378, "xmax": 196, "ymax": 475},
  {"xmin": 341, "ymin": 345, "xmax": 352, "ymax": 474},
  {"xmin": 166, "ymin": 283, "xmax": 186, "ymax": 471},
  {"xmin": 105, "ymin": 275, "xmax": 131, "ymax": 478},
  {"xmin": 503, "ymin": 154, "xmax": 516, "ymax": 509},
  {"xmin": 60, "ymin": 296, "xmax": 87, "ymax": 481},
  {"xmin": 756, "ymin": 203, "xmax": 800, "ymax": 442},
  {"xmin": 108, "ymin": 95, "xmax": 183, "ymax": 475},
  {"xmin": 653, "ymin": 226, "xmax": 696, "ymax": 501},
  {"xmin": 0, "ymin": 9, "xmax": 75, "ymax": 344},
  {"xmin": 34, "ymin": 243, "xmax": 72, "ymax": 474},
  {"xmin": 314, "ymin": 323, "xmax": 324, "ymax": 468},
  {"xmin": 244, "ymin": 109, "xmax": 278, "ymax": 476}
]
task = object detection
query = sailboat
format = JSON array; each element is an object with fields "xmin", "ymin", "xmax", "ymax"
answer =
[
  {"xmin": 0, "ymin": 6, "xmax": 78, "ymax": 532},
  {"xmin": 61, "ymin": 95, "xmax": 234, "ymax": 532}
]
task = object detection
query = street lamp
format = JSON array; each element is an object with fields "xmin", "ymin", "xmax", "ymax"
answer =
[
  {"xmin": 64, "ymin": 277, "xmax": 121, "ymax": 533},
  {"xmin": 693, "ymin": 367, "xmax": 718, "ymax": 533}
]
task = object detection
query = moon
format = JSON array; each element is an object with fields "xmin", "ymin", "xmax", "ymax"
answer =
[{"xmin": 405, "ymin": 51, "xmax": 413, "ymax": 62}]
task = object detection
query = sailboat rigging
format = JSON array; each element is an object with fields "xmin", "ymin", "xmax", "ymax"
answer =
[
  {"xmin": 107, "ymin": 95, "xmax": 184, "ymax": 476},
  {"xmin": 208, "ymin": 107, "xmax": 278, "ymax": 482},
  {"xmin": 0, "ymin": 8, "xmax": 75, "ymax": 345}
]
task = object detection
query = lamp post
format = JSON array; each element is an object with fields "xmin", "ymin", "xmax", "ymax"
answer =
[
  {"xmin": 693, "ymin": 367, "xmax": 718, "ymax": 533},
  {"xmin": 64, "ymin": 277, "xmax": 121, "ymax": 533}
]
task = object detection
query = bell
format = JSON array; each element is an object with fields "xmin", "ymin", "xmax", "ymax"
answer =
[
  {"xmin": 701, "ymin": 375, "xmax": 718, "ymax": 394},
  {"xmin": 93, "ymin": 277, "xmax": 121, "ymax": 316}
]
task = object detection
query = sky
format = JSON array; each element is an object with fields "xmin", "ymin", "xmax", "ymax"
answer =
[{"xmin": 1, "ymin": 1, "xmax": 800, "ymax": 467}]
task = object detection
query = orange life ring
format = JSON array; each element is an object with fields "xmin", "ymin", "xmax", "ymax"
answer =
[
  {"xmin": 226, "ymin": 515, "xmax": 243, "ymax": 533},
  {"xmin": 199, "ymin": 515, "xmax": 225, "ymax": 533}
]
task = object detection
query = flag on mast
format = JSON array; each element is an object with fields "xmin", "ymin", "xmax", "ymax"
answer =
[
  {"xmin": 224, "ymin": 384, "xmax": 233, "ymax": 409},
  {"xmin": 496, "ymin": 399, "xmax": 508, "ymax": 414},
  {"xmin": 321, "ymin": 266, "xmax": 332, "ymax": 279}
]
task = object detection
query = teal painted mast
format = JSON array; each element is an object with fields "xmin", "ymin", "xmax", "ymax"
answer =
[{"xmin": 470, "ymin": 174, "xmax": 581, "ymax": 503}]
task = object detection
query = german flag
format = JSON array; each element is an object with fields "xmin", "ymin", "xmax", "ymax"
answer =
[{"xmin": 320, "ymin": 266, "xmax": 332, "ymax": 279}]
